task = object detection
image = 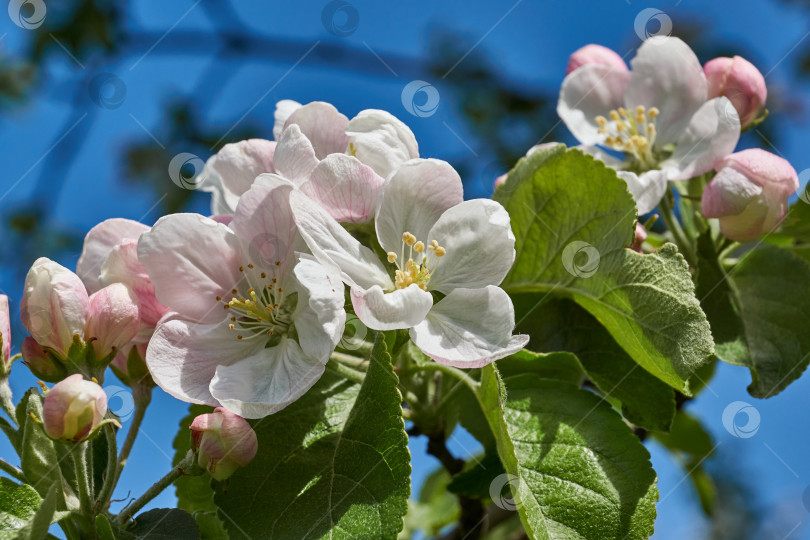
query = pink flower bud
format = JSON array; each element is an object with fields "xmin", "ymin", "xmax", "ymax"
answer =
[
  {"xmin": 21, "ymin": 258, "xmax": 90, "ymax": 354},
  {"xmin": 0, "ymin": 295, "xmax": 9, "ymax": 375},
  {"xmin": 22, "ymin": 336, "xmax": 67, "ymax": 382},
  {"xmin": 85, "ymin": 283, "xmax": 140, "ymax": 360},
  {"xmin": 632, "ymin": 222, "xmax": 648, "ymax": 253},
  {"xmin": 42, "ymin": 374, "xmax": 107, "ymax": 442},
  {"xmin": 190, "ymin": 407, "xmax": 258, "ymax": 481},
  {"xmin": 702, "ymin": 149, "xmax": 799, "ymax": 242},
  {"xmin": 704, "ymin": 56, "xmax": 767, "ymax": 129},
  {"xmin": 566, "ymin": 44, "xmax": 628, "ymax": 75}
]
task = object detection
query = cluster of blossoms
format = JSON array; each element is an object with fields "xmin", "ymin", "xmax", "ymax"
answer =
[
  {"xmin": 6, "ymin": 99, "xmax": 527, "ymax": 478},
  {"xmin": 554, "ymin": 37, "xmax": 798, "ymax": 239}
]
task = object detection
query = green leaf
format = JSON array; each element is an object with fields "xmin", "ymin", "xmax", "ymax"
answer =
[
  {"xmin": 18, "ymin": 392, "xmax": 64, "ymax": 506},
  {"xmin": 512, "ymin": 297, "xmax": 676, "ymax": 432},
  {"xmin": 480, "ymin": 365, "xmax": 659, "ymax": 539},
  {"xmin": 446, "ymin": 453, "xmax": 505, "ymax": 500},
  {"xmin": 215, "ymin": 333, "xmax": 410, "ymax": 539},
  {"xmin": 125, "ymin": 508, "xmax": 199, "ymax": 540},
  {"xmin": 695, "ymin": 231, "xmax": 745, "ymax": 346},
  {"xmin": 14, "ymin": 485, "xmax": 56, "ymax": 540},
  {"xmin": 496, "ymin": 147, "xmax": 714, "ymax": 394},
  {"xmin": 0, "ymin": 417, "xmax": 18, "ymax": 455},
  {"xmin": 0, "ymin": 478, "xmax": 40, "ymax": 539},
  {"xmin": 778, "ymin": 196, "xmax": 810, "ymax": 242},
  {"xmin": 717, "ymin": 244, "xmax": 810, "ymax": 397},
  {"xmin": 496, "ymin": 350, "xmax": 584, "ymax": 386}
]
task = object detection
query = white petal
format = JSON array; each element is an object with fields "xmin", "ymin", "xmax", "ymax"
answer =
[
  {"xmin": 410, "ymin": 286, "xmax": 529, "ymax": 368},
  {"xmin": 273, "ymin": 99, "xmax": 302, "ymax": 140},
  {"xmin": 557, "ymin": 64, "xmax": 632, "ymax": 145},
  {"xmin": 426, "ymin": 199, "xmax": 515, "ymax": 293},
  {"xmin": 578, "ymin": 145, "xmax": 626, "ymax": 170},
  {"xmin": 625, "ymin": 37, "xmax": 707, "ymax": 146},
  {"xmin": 300, "ymin": 154, "xmax": 385, "ymax": 223},
  {"xmin": 203, "ymin": 139, "xmax": 276, "ymax": 205},
  {"xmin": 273, "ymin": 124, "xmax": 319, "ymax": 185},
  {"xmin": 662, "ymin": 97, "xmax": 740, "ymax": 181},
  {"xmin": 375, "ymin": 158, "xmax": 464, "ymax": 254},
  {"xmin": 138, "ymin": 214, "xmax": 245, "ymax": 324},
  {"xmin": 147, "ymin": 317, "xmax": 262, "ymax": 405},
  {"xmin": 210, "ymin": 338, "xmax": 325, "ymax": 418},
  {"xmin": 617, "ymin": 169, "xmax": 669, "ymax": 215},
  {"xmin": 293, "ymin": 257, "xmax": 346, "ymax": 362},
  {"xmin": 283, "ymin": 101, "xmax": 350, "ymax": 159},
  {"xmin": 350, "ymin": 284, "xmax": 433, "ymax": 331},
  {"xmin": 77, "ymin": 219, "xmax": 149, "ymax": 293},
  {"xmin": 289, "ymin": 190, "xmax": 392, "ymax": 290},
  {"xmin": 345, "ymin": 109, "xmax": 419, "ymax": 179}
]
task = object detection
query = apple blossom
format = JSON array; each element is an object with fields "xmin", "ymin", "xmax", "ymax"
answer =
[
  {"xmin": 290, "ymin": 157, "xmax": 529, "ymax": 368},
  {"xmin": 566, "ymin": 43, "xmax": 628, "ymax": 75},
  {"xmin": 558, "ymin": 37, "xmax": 740, "ymax": 214},
  {"xmin": 21, "ymin": 258, "xmax": 140, "ymax": 381},
  {"xmin": 190, "ymin": 406, "xmax": 258, "ymax": 481},
  {"xmin": 704, "ymin": 55, "xmax": 767, "ymax": 129},
  {"xmin": 138, "ymin": 176, "xmax": 346, "ymax": 418},
  {"xmin": 0, "ymin": 295, "xmax": 9, "ymax": 376},
  {"xmin": 42, "ymin": 374, "xmax": 108, "ymax": 442},
  {"xmin": 702, "ymin": 149, "xmax": 799, "ymax": 242}
]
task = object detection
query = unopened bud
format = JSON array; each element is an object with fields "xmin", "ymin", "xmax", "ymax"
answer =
[
  {"xmin": 42, "ymin": 374, "xmax": 108, "ymax": 442},
  {"xmin": 85, "ymin": 283, "xmax": 140, "ymax": 361},
  {"xmin": 704, "ymin": 56, "xmax": 767, "ymax": 129},
  {"xmin": 190, "ymin": 407, "xmax": 258, "ymax": 481},
  {"xmin": 566, "ymin": 44, "xmax": 628, "ymax": 75},
  {"xmin": 0, "ymin": 295, "xmax": 9, "ymax": 376}
]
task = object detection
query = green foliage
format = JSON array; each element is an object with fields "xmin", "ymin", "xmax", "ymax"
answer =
[
  {"xmin": 480, "ymin": 365, "xmax": 659, "ymax": 539},
  {"xmin": 0, "ymin": 478, "xmax": 41, "ymax": 539},
  {"xmin": 214, "ymin": 333, "xmax": 410, "ymax": 539},
  {"xmin": 124, "ymin": 508, "xmax": 199, "ymax": 540},
  {"xmin": 495, "ymin": 146, "xmax": 714, "ymax": 394},
  {"xmin": 17, "ymin": 391, "xmax": 64, "ymax": 505},
  {"xmin": 14, "ymin": 485, "xmax": 58, "ymax": 540}
]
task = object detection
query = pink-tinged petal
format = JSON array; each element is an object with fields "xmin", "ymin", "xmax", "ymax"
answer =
[
  {"xmin": 273, "ymin": 99, "xmax": 302, "ymax": 140},
  {"xmin": 705, "ymin": 56, "xmax": 767, "ymax": 128},
  {"xmin": 289, "ymin": 190, "xmax": 392, "ymax": 290},
  {"xmin": 345, "ymin": 109, "xmax": 419, "ymax": 179},
  {"xmin": 21, "ymin": 258, "xmax": 90, "ymax": 352},
  {"xmin": 410, "ymin": 286, "xmax": 529, "ymax": 368},
  {"xmin": 350, "ymin": 284, "xmax": 433, "ymax": 331},
  {"xmin": 210, "ymin": 338, "xmax": 325, "ymax": 418},
  {"xmin": 273, "ymin": 124, "xmax": 320, "ymax": 185},
  {"xmin": 283, "ymin": 101, "xmax": 350, "ymax": 159},
  {"xmin": 566, "ymin": 44, "xmax": 628, "ymax": 75},
  {"xmin": 209, "ymin": 215, "xmax": 233, "ymax": 226},
  {"xmin": 203, "ymin": 139, "xmax": 277, "ymax": 206},
  {"xmin": 147, "ymin": 317, "xmax": 262, "ymax": 406},
  {"xmin": 632, "ymin": 223, "xmax": 648, "ymax": 253},
  {"xmin": 617, "ymin": 169, "xmax": 668, "ymax": 215},
  {"xmin": 21, "ymin": 336, "xmax": 61, "ymax": 381},
  {"xmin": 0, "ymin": 295, "xmax": 9, "ymax": 368},
  {"xmin": 624, "ymin": 37, "xmax": 707, "ymax": 146},
  {"xmin": 557, "ymin": 64, "xmax": 633, "ymax": 145},
  {"xmin": 663, "ymin": 97, "xmax": 740, "ymax": 181},
  {"xmin": 85, "ymin": 283, "xmax": 140, "ymax": 358},
  {"xmin": 190, "ymin": 407, "xmax": 257, "ymax": 479},
  {"xmin": 426, "ymin": 199, "xmax": 515, "ymax": 293},
  {"xmin": 231, "ymin": 175, "xmax": 304, "ymax": 276},
  {"xmin": 375, "ymin": 158, "xmax": 464, "ymax": 254},
  {"xmin": 77, "ymin": 219, "xmax": 150, "ymax": 293},
  {"xmin": 702, "ymin": 167, "xmax": 761, "ymax": 218},
  {"xmin": 138, "ymin": 214, "xmax": 245, "ymax": 324},
  {"xmin": 42, "ymin": 374, "xmax": 108, "ymax": 441},
  {"xmin": 300, "ymin": 154, "xmax": 385, "ymax": 223},
  {"xmin": 199, "ymin": 167, "xmax": 239, "ymax": 215},
  {"xmin": 712, "ymin": 195, "xmax": 772, "ymax": 243},
  {"xmin": 293, "ymin": 258, "xmax": 345, "ymax": 362},
  {"xmin": 715, "ymin": 148, "xmax": 799, "ymax": 197},
  {"xmin": 100, "ymin": 239, "xmax": 169, "ymax": 328}
]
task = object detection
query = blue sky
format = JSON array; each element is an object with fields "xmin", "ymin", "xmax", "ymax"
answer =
[{"xmin": 2, "ymin": 0, "xmax": 810, "ymax": 537}]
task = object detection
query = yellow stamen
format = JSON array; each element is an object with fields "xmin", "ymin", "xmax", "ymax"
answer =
[{"xmin": 387, "ymin": 252, "xmax": 397, "ymax": 263}]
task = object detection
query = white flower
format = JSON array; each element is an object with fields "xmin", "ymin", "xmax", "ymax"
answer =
[
  {"xmin": 558, "ymin": 37, "xmax": 740, "ymax": 214},
  {"xmin": 290, "ymin": 158, "xmax": 528, "ymax": 368},
  {"xmin": 138, "ymin": 176, "xmax": 346, "ymax": 418}
]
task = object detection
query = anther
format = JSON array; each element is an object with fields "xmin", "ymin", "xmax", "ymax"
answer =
[
  {"xmin": 387, "ymin": 252, "xmax": 397, "ymax": 263},
  {"xmin": 413, "ymin": 241, "xmax": 425, "ymax": 253}
]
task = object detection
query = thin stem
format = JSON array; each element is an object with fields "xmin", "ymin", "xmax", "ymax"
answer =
[
  {"xmin": 330, "ymin": 351, "xmax": 368, "ymax": 370},
  {"xmin": 71, "ymin": 442, "xmax": 93, "ymax": 517},
  {"xmin": 400, "ymin": 363, "xmax": 480, "ymax": 395},
  {"xmin": 114, "ymin": 452, "xmax": 194, "ymax": 526},
  {"xmin": 325, "ymin": 361, "xmax": 365, "ymax": 384},
  {"xmin": 95, "ymin": 423, "xmax": 118, "ymax": 513},
  {"xmin": 718, "ymin": 240, "xmax": 742, "ymax": 263},
  {"xmin": 0, "ymin": 457, "xmax": 25, "ymax": 483},
  {"xmin": 114, "ymin": 386, "xmax": 151, "ymax": 486},
  {"xmin": 659, "ymin": 188, "xmax": 696, "ymax": 267},
  {"xmin": 0, "ymin": 379, "xmax": 18, "ymax": 427}
]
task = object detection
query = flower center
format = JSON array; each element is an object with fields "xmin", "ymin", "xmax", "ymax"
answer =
[
  {"xmin": 215, "ymin": 261, "xmax": 297, "ymax": 344},
  {"xmin": 595, "ymin": 105, "xmax": 660, "ymax": 169},
  {"xmin": 387, "ymin": 232, "xmax": 446, "ymax": 291}
]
